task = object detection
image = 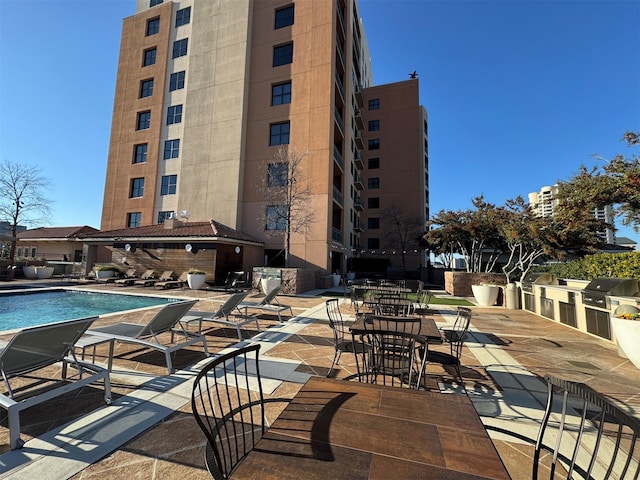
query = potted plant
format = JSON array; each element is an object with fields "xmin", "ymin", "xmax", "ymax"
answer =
[
  {"xmin": 612, "ymin": 305, "xmax": 640, "ymax": 370},
  {"xmin": 260, "ymin": 275, "xmax": 281, "ymax": 295},
  {"xmin": 22, "ymin": 265, "xmax": 38, "ymax": 279},
  {"xmin": 187, "ymin": 269, "xmax": 207, "ymax": 290},
  {"xmin": 94, "ymin": 265, "xmax": 120, "ymax": 281},
  {"xmin": 471, "ymin": 283, "xmax": 500, "ymax": 306},
  {"xmin": 36, "ymin": 265, "xmax": 55, "ymax": 279}
]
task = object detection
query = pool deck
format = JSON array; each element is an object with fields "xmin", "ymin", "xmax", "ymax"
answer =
[{"xmin": 0, "ymin": 279, "xmax": 639, "ymax": 479}]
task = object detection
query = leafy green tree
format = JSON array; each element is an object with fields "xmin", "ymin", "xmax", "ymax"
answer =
[
  {"xmin": 558, "ymin": 131, "xmax": 640, "ymax": 231},
  {"xmin": 499, "ymin": 196, "xmax": 603, "ymax": 282},
  {"xmin": 423, "ymin": 196, "xmax": 505, "ymax": 273}
]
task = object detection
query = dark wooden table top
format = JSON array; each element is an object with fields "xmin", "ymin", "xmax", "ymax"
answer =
[
  {"xmin": 350, "ymin": 314, "xmax": 443, "ymax": 342},
  {"xmin": 230, "ymin": 377, "xmax": 511, "ymax": 480}
]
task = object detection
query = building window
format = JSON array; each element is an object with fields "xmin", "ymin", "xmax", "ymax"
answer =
[
  {"xmin": 270, "ymin": 121, "xmax": 290, "ymax": 146},
  {"xmin": 275, "ymin": 4, "xmax": 294, "ymax": 29},
  {"xmin": 150, "ymin": 0, "xmax": 163, "ymax": 6},
  {"xmin": 146, "ymin": 17, "xmax": 159, "ymax": 36},
  {"xmin": 175, "ymin": 6, "xmax": 191, "ymax": 27},
  {"xmin": 133, "ymin": 144, "xmax": 148, "ymax": 164},
  {"xmin": 166, "ymin": 105, "xmax": 183, "ymax": 125},
  {"xmin": 367, "ymin": 238, "xmax": 379, "ymax": 249},
  {"xmin": 163, "ymin": 139, "xmax": 180, "ymax": 159},
  {"xmin": 368, "ymin": 158, "xmax": 380, "ymax": 169},
  {"xmin": 130, "ymin": 177, "xmax": 145, "ymax": 198},
  {"xmin": 368, "ymin": 119, "xmax": 379, "ymax": 131},
  {"xmin": 172, "ymin": 38, "xmax": 188, "ymax": 58},
  {"xmin": 266, "ymin": 205, "xmax": 288, "ymax": 231},
  {"xmin": 271, "ymin": 81, "xmax": 291, "ymax": 106},
  {"xmin": 368, "ymin": 177, "xmax": 380, "ymax": 189},
  {"xmin": 158, "ymin": 211, "xmax": 174, "ymax": 223},
  {"xmin": 267, "ymin": 163, "xmax": 288, "ymax": 187},
  {"xmin": 143, "ymin": 47, "xmax": 157, "ymax": 66},
  {"xmin": 137, "ymin": 111, "xmax": 151, "ymax": 130},
  {"xmin": 273, "ymin": 42, "xmax": 293, "ymax": 67},
  {"xmin": 169, "ymin": 71, "xmax": 185, "ymax": 91},
  {"xmin": 368, "ymin": 98, "xmax": 380, "ymax": 110},
  {"xmin": 161, "ymin": 174, "xmax": 177, "ymax": 195},
  {"xmin": 139, "ymin": 79, "xmax": 154, "ymax": 98},
  {"xmin": 368, "ymin": 139, "xmax": 380, "ymax": 150},
  {"xmin": 368, "ymin": 217, "xmax": 380, "ymax": 229},
  {"xmin": 368, "ymin": 197, "xmax": 379, "ymax": 209},
  {"xmin": 127, "ymin": 212, "xmax": 142, "ymax": 228}
]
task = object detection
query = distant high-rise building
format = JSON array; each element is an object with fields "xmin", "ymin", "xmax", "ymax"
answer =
[
  {"xmin": 528, "ymin": 185, "xmax": 615, "ymax": 244},
  {"xmin": 100, "ymin": 0, "xmax": 428, "ymax": 275}
]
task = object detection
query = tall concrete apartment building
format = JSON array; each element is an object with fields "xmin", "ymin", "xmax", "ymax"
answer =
[
  {"xmin": 528, "ymin": 185, "xmax": 615, "ymax": 244},
  {"xmin": 99, "ymin": 0, "xmax": 428, "ymax": 278}
]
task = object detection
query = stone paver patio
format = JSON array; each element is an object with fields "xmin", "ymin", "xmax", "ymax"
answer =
[{"xmin": 1, "ymin": 281, "xmax": 639, "ymax": 479}]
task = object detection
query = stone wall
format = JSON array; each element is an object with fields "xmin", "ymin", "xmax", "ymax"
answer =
[{"xmin": 252, "ymin": 267, "xmax": 321, "ymax": 294}]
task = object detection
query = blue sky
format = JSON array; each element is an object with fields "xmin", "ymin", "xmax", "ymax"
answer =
[{"xmin": 1, "ymin": 0, "xmax": 639, "ymax": 241}]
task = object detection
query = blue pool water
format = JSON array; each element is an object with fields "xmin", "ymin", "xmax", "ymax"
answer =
[{"xmin": 0, "ymin": 290, "xmax": 178, "ymax": 331}]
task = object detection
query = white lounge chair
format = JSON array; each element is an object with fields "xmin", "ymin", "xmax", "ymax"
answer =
[
  {"xmin": 0, "ymin": 317, "xmax": 111, "ymax": 449},
  {"xmin": 155, "ymin": 271, "xmax": 188, "ymax": 290},
  {"xmin": 181, "ymin": 291, "xmax": 259, "ymax": 341},
  {"xmin": 237, "ymin": 285, "xmax": 293, "ymax": 323},
  {"xmin": 81, "ymin": 300, "xmax": 208, "ymax": 374}
]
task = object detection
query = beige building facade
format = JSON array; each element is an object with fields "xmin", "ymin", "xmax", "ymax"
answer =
[{"xmin": 101, "ymin": 0, "xmax": 428, "ymax": 276}]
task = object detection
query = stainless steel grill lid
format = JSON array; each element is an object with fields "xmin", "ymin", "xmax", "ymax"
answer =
[
  {"xmin": 522, "ymin": 273, "xmax": 559, "ymax": 286},
  {"xmin": 583, "ymin": 278, "xmax": 640, "ymax": 297}
]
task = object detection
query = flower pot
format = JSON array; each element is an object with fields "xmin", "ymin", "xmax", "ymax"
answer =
[
  {"xmin": 332, "ymin": 274, "xmax": 341, "ymax": 287},
  {"xmin": 187, "ymin": 273, "xmax": 207, "ymax": 290},
  {"xmin": 261, "ymin": 277, "xmax": 281, "ymax": 295},
  {"xmin": 22, "ymin": 266, "xmax": 37, "ymax": 279},
  {"xmin": 611, "ymin": 317, "xmax": 640, "ymax": 370},
  {"xmin": 346, "ymin": 272, "xmax": 356, "ymax": 281},
  {"xmin": 472, "ymin": 284, "xmax": 500, "ymax": 306},
  {"xmin": 36, "ymin": 266, "xmax": 55, "ymax": 279},
  {"xmin": 96, "ymin": 270, "xmax": 116, "ymax": 280}
]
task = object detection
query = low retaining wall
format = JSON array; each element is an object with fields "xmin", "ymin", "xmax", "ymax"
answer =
[{"xmin": 444, "ymin": 271, "xmax": 506, "ymax": 298}]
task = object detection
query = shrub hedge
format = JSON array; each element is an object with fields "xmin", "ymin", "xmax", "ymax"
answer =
[{"xmin": 535, "ymin": 252, "xmax": 640, "ymax": 280}]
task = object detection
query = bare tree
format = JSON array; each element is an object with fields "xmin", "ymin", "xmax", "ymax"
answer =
[
  {"xmin": 258, "ymin": 145, "xmax": 315, "ymax": 267},
  {"xmin": 380, "ymin": 203, "xmax": 425, "ymax": 270},
  {"xmin": 0, "ymin": 161, "xmax": 52, "ymax": 278}
]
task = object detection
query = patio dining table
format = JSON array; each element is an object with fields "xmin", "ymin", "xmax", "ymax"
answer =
[
  {"xmin": 350, "ymin": 314, "xmax": 443, "ymax": 343},
  {"xmin": 230, "ymin": 377, "xmax": 511, "ymax": 479}
]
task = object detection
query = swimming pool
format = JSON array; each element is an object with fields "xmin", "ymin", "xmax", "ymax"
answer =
[{"xmin": 0, "ymin": 290, "xmax": 180, "ymax": 331}]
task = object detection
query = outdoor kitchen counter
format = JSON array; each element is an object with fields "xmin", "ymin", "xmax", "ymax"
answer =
[{"xmin": 519, "ymin": 281, "xmax": 640, "ymax": 347}]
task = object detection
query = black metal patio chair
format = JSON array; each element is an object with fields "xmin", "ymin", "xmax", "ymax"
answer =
[
  {"xmin": 325, "ymin": 299, "xmax": 365, "ymax": 377},
  {"xmin": 191, "ymin": 344, "xmax": 289, "ymax": 479},
  {"xmin": 533, "ymin": 374, "xmax": 640, "ymax": 479},
  {"xmin": 424, "ymin": 306, "xmax": 471, "ymax": 383}
]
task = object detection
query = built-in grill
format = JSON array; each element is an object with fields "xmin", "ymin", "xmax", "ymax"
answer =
[
  {"xmin": 522, "ymin": 273, "xmax": 559, "ymax": 312},
  {"xmin": 581, "ymin": 278, "xmax": 640, "ymax": 310},
  {"xmin": 522, "ymin": 273, "xmax": 559, "ymax": 293},
  {"xmin": 581, "ymin": 277, "xmax": 640, "ymax": 340}
]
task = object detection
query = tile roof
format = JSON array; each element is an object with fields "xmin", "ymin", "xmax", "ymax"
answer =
[
  {"xmin": 17, "ymin": 226, "xmax": 100, "ymax": 240},
  {"xmin": 79, "ymin": 220, "xmax": 262, "ymax": 244}
]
